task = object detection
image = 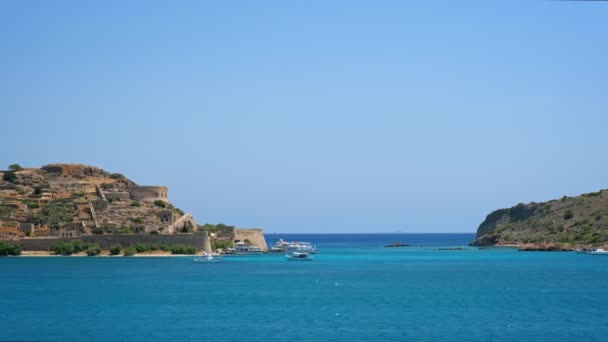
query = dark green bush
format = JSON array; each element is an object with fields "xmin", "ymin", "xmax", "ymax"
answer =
[
  {"xmin": 92, "ymin": 227, "xmax": 103, "ymax": 234},
  {"xmin": 0, "ymin": 242, "xmax": 22, "ymax": 256},
  {"xmin": 170, "ymin": 244, "xmax": 195, "ymax": 255},
  {"xmin": 50, "ymin": 240, "xmax": 98, "ymax": 255},
  {"xmin": 131, "ymin": 217, "xmax": 143, "ymax": 224},
  {"xmin": 108, "ymin": 244, "xmax": 122, "ymax": 255},
  {"xmin": 33, "ymin": 187, "xmax": 42, "ymax": 195},
  {"xmin": 2, "ymin": 171, "xmax": 17, "ymax": 183},
  {"xmin": 211, "ymin": 239, "xmax": 233, "ymax": 251},
  {"xmin": 130, "ymin": 201, "xmax": 141, "ymax": 207},
  {"xmin": 134, "ymin": 243, "xmax": 152, "ymax": 253},
  {"xmin": 50, "ymin": 241, "xmax": 75, "ymax": 256},
  {"xmin": 154, "ymin": 200, "xmax": 166, "ymax": 208},
  {"xmin": 114, "ymin": 226, "xmax": 133, "ymax": 234},
  {"xmin": 123, "ymin": 247, "xmax": 136, "ymax": 256},
  {"xmin": 564, "ymin": 210, "xmax": 574, "ymax": 220},
  {"xmin": 149, "ymin": 230, "xmax": 159, "ymax": 235},
  {"xmin": 85, "ymin": 244, "xmax": 101, "ymax": 256}
]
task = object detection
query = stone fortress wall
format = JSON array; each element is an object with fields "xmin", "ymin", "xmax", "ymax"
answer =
[
  {"xmin": 235, "ymin": 228, "xmax": 268, "ymax": 251},
  {"xmin": 19, "ymin": 232, "xmax": 212, "ymax": 253},
  {"xmin": 129, "ymin": 186, "xmax": 169, "ymax": 203}
]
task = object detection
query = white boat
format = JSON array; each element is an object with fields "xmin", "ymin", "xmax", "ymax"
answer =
[
  {"xmin": 231, "ymin": 242, "xmax": 264, "ymax": 255},
  {"xmin": 270, "ymin": 239, "xmax": 290, "ymax": 252},
  {"xmin": 286, "ymin": 252, "xmax": 314, "ymax": 261},
  {"xmin": 588, "ymin": 248, "xmax": 608, "ymax": 255},
  {"xmin": 286, "ymin": 242, "xmax": 317, "ymax": 254},
  {"xmin": 193, "ymin": 253, "xmax": 222, "ymax": 263}
]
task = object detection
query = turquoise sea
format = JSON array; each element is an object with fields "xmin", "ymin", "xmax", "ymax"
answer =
[{"xmin": 2, "ymin": 233, "xmax": 608, "ymax": 341}]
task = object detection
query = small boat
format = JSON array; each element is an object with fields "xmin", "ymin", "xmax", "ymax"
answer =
[
  {"xmin": 231, "ymin": 242, "xmax": 264, "ymax": 255},
  {"xmin": 588, "ymin": 248, "xmax": 608, "ymax": 255},
  {"xmin": 193, "ymin": 253, "xmax": 222, "ymax": 263},
  {"xmin": 286, "ymin": 242, "xmax": 317, "ymax": 254},
  {"xmin": 270, "ymin": 239, "xmax": 289, "ymax": 252},
  {"xmin": 286, "ymin": 252, "xmax": 313, "ymax": 261}
]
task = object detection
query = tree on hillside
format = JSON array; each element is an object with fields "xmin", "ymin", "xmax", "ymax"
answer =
[
  {"xmin": 8, "ymin": 164, "xmax": 23, "ymax": 171},
  {"xmin": 2, "ymin": 171, "xmax": 17, "ymax": 183}
]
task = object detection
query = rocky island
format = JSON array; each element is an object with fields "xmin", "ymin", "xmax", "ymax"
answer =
[
  {"xmin": 0, "ymin": 164, "xmax": 267, "ymax": 256},
  {"xmin": 471, "ymin": 189, "xmax": 608, "ymax": 251}
]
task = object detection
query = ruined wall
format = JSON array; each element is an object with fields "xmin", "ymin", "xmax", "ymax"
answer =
[
  {"xmin": 104, "ymin": 192, "xmax": 131, "ymax": 201},
  {"xmin": 129, "ymin": 186, "xmax": 169, "ymax": 202},
  {"xmin": 18, "ymin": 232, "xmax": 211, "ymax": 253}
]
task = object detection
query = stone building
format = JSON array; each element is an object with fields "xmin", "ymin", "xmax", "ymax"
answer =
[{"xmin": 129, "ymin": 186, "xmax": 169, "ymax": 203}]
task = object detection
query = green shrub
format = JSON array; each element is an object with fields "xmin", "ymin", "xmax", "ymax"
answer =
[
  {"xmin": 130, "ymin": 201, "xmax": 141, "ymax": 207},
  {"xmin": 92, "ymin": 227, "xmax": 103, "ymax": 234},
  {"xmin": 149, "ymin": 230, "xmax": 159, "ymax": 234},
  {"xmin": 71, "ymin": 191, "xmax": 85, "ymax": 198},
  {"xmin": 154, "ymin": 200, "xmax": 166, "ymax": 208},
  {"xmin": 211, "ymin": 239, "xmax": 233, "ymax": 251},
  {"xmin": 131, "ymin": 217, "xmax": 143, "ymax": 224},
  {"xmin": 0, "ymin": 242, "xmax": 22, "ymax": 256},
  {"xmin": 71, "ymin": 240, "xmax": 86, "ymax": 253},
  {"xmin": 50, "ymin": 240, "xmax": 99, "ymax": 255},
  {"xmin": 564, "ymin": 210, "xmax": 574, "ymax": 220},
  {"xmin": 2, "ymin": 171, "xmax": 17, "ymax": 183},
  {"xmin": 33, "ymin": 187, "xmax": 42, "ymax": 195},
  {"xmin": 31, "ymin": 201, "xmax": 75, "ymax": 229},
  {"xmin": 85, "ymin": 244, "xmax": 101, "ymax": 256},
  {"xmin": 108, "ymin": 244, "xmax": 122, "ymax": 255},
  {"xmin": 123, "ymin": 247, "xmax": 136, "ymax": 256},
  {"xmin": 8, "ymin": 164, "xmax": 23, "ymax": 171},
  {"xmin": 134, "ymin": 243, "xmax": 152, "ymax": 253},
  {"xmin": 170, "ymin": 244, "xmax": 195, "ymax": 255},
  {"xmin": 114, "ymin": 226, "xmax": 133, "ymax": 234},
  {"xmin": 50, "ymin": 241, "xmax": 75, "ymax": 256},
  {"xmin": 21, "ymin": 199, "xmax": 39, "ymax": 209}
]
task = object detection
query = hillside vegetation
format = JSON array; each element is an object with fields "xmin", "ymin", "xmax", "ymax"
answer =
[{"xmin": 472, "ymin": 190, "xmax": 608, "ymax": 249}]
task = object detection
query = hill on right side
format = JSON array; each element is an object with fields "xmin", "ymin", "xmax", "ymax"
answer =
[{"xmin": 471, "ymin": 189, "xmax": 608, "ymax": 249}]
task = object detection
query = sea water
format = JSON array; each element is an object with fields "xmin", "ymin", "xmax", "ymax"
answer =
[{"xmin": 1, "ymin": 233, "xmax": 608, "ymax": 341}]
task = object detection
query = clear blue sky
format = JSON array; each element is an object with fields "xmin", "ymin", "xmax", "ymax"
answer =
[{"xmin": 1, "ymin": 1, "xmax": 607, "ymax": 233}]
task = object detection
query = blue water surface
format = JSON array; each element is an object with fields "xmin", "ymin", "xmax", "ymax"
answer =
[{"xmin": 1, "ymin": 233, "xmax": 608, "ymax": 341}]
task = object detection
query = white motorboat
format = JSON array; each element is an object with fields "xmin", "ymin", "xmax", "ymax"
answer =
[
  {"xmin": 231, "ymin": 242, "xmax": 264, "ymax": 255},
  {"xmin": 286, "ymin": 251, "xmax": 314, "ymax": 261},
  {"xmin": 286, "ymin": 242, "xmax": 317, "ymax": 254},
  {"xmin": 270, "ymin": 239, "xmax": 290, "ymax": 252},
  {"xmin": 193, "ymin": 252, "xmax": 222, "ymax": 263}
]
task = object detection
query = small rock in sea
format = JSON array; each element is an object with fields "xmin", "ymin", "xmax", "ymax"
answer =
[{"xmin": 384, "ymin": 242, "xmax": 411, "ymax": 248}]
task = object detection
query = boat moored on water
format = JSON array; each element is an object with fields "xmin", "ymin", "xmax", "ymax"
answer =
[
  {"xmin": 229, "ymin": 241, "xmax": 264, "ymax": 255},
  {"xmin": 270, "ymin": 239, "xmax": 317, "ymax": 253},
  {"xmin": 193, "ymin": 252, "xmax": 222, "ymax": 263},
  {"xmin": 286, "ymin": 251, "xmax": 314, "ymax": 261},
  {"xmin": 270, "ymin": 239, "xmax": 290, "ymax": 252}
]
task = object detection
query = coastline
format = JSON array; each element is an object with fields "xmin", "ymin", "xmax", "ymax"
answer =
[
  {"xmin": 17, "ymin": 251, "xmax": 211, "ymax": 257},
  {"xmin": 494, "ymin": 242, "xmax": 605, "ymax": 251}
]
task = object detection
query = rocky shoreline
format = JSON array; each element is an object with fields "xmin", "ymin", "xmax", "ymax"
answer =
[{"xmin": 495, "ymin": 243, "xmax": 604, "ymax": 252}]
